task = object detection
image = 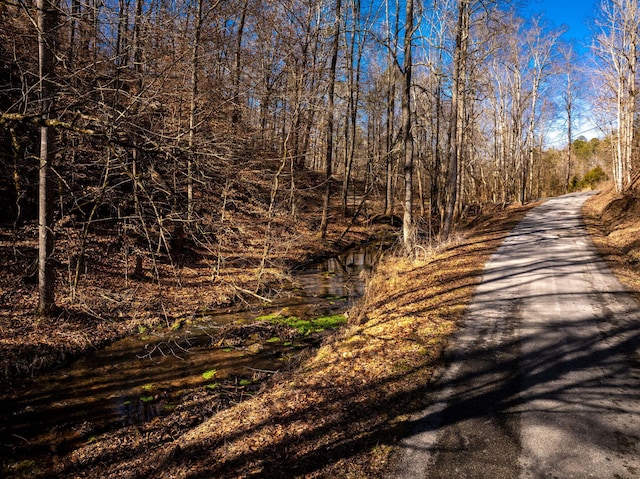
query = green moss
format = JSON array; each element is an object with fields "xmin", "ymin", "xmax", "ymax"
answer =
[
  {"xmin": 254, "ymin": 313, "xmax": 282, "ymax": 321},
  {"xmin": 205, "ymin": 383, "xmax": 220, "ymax": 390},
  {"xmin": 170, "ymin": 318, "xmax": 184, "ymax": 330},
  {"xmin": 239, "ymin": 379, "xmax": 252, "ymax": 386},
  {"xmin": 256, "ymin": 313, "xmax": 347, "ymax": 334},
  {"xmin": 202, "ymin": 369, "xmax": 217, "ymax": 380},
  {"xmin": 266, "ymin": 337, "xmax": 281, "ymax": 343},
  {"xmin": 140, "ymin": 395, "xmax": 154, "ymax": 403},
  {"xmin": 141, "ymin": 383, "xmax": 154, "ymax": 392},
  {"xmin": 313, "ymin": 314, "xmax": 348, "ymax": 329},
  {"xmin": 14, "ymin": 460, "xmax": 36, "ymax": 472}
]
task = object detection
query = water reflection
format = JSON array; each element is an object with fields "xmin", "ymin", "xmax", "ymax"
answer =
[
  {"xmin": 0, "ymin": 242, "xmax": 386, "ymax": 470},
  {"xmin": 297, "ymin": 242, "xmax": 385, "ymax": 299}
]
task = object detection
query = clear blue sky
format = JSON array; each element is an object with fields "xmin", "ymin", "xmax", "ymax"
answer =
[
  {"xmin": 520, "ymin": 0, "xmax": 600, "ymax": 52},
  {"xmin": 520, "ymin": 0, "xmax": 603, "ymax": 141}
]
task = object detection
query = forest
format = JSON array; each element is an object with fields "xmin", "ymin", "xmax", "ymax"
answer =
[
  {"xmin": 1, "ymin": 0, "xmax": 639, "ymax": 476},
  {"xmin": 2, "ymin": 0, "xmax": 637, "ymax": 311}
]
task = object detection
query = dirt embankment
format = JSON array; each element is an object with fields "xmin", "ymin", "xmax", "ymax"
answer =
[{"xmin": 583, "ymin": 185, "xmax": 640, "ymax": 294}]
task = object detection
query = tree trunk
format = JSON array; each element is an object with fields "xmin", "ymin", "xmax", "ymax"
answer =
[
  {"xmin": 233, "ymin": 0, "xmax": 249, "ymax": 120},
  {"xmin": 116, "ymin": 0, "xmax": 129, "ymax": 68},
  {"xmin": 442, "ymin": 0, "xmax": 469, "ymax": 241},
  {"xmin": 319, "ymin": 0, "xmax": 342, "ymax": 238},
  {"xmin": 342, "ymin": 0, "xmax": 362, "ymax": 218},
  {"xmin": 37, "ymin": 0, "xmax": 58, "ymax": 315},
  {"xmin": 384, "ymin": 0, "xmax": 399, "ymax": 218},
  {"xmin": 187, "ymin": 0, "xmax": 203, "ymax": 222},
  {"xmin": 401, "ymin": 0, "xmax": 414, "ymax": 250},
  {"xmin": 430, "ymin": 80, "xmax": 442, "ymax": 223},
  {"xmin": 132, "ymin": 0, "xmax": 144, "ymax": 75},
  {"xmin": 566, "ymin": 91, "xmax": 573, "ymax": 193},
  {"xmin": 384, "ymin": 76, "xmax": 395, "ymax": 217}
]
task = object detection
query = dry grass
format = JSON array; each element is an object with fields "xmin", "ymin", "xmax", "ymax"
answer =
[
  {"xmin": 54, "ymin": 203, "xmax": 535, "ymax": 478},
  {"xmin": 583, "ymin": 183, "xmax": 640, "ymax": 296}
]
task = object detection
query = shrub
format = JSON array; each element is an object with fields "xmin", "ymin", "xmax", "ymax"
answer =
[{"xmin": 580, "ymin": 166, "xmax": 608, "ymax": 189}]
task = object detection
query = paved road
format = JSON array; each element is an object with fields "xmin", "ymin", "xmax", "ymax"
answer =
[{"xmin": 395, "ymin": 193, "xmax": 640, "ymax": 479}]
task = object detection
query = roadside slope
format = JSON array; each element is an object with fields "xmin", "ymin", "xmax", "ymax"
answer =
[{"xmin": 583, "ymin": 185, "xmax": 640, "ymax": 294}]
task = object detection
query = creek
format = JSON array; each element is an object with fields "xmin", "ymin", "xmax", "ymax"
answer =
[{"xmin": 0, "ymin": 242, "xmax": 386, "ymax": 472}]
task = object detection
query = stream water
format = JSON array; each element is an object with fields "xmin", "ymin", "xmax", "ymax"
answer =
[{"xmin": 0, "ymin": 242, "xmax": 386, "ymax": 472}]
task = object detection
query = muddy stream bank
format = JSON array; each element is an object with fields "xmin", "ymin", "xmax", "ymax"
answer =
[{"xmin": 0, "ymin": 242, "xmax": 386, "ymax": 474}]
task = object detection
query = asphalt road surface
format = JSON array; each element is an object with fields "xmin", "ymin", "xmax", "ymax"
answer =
[{"xmin": 395, "ymin": 193, "xmax": 640, "ymax": 479}]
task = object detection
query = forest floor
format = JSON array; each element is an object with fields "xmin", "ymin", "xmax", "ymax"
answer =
[
  {"xmin": 0, "ymin": 198, "xmax": 392, "ymax": 383},
  {"xmin": 2, "ymin": 185, "xmax": 639, "ymax": 478}
]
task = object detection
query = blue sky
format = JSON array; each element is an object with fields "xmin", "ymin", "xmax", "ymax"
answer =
[
  {"xmin": 520, "ymin": 0, "xmax": 600, "ymax": 52},
  {"xmin": 519, "ymin": 0, "xmax": 603, "ymax": 141}
]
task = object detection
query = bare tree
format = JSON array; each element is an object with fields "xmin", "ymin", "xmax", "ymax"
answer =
[
  {"xmin": 187, "ymin": 0, "xmax": 204, "ymax": 221},
  {"xmin": 442, "ymin": 0, "xmax": 470, "ymax": 241},
  {"xmin": 319, "ymin": 0, "xmax": 343, "ymax": 238},
  {"xmin": 594, "ymin": 0, "xmax": 639, "ymax": 192},
  {"xmin": 522, "ymin": 18, "xmax": 562, "ymax": 203},
  {"xmin": 401, "ymin": 0, "xmax": 415, "ymax": 250},
  {"xmin": 37, "ymin": 0, "xmax": 59, "ymax": 315},
  {"xmin": 559, "ymin": 43, "xmax": 579, "ymax": 193}
]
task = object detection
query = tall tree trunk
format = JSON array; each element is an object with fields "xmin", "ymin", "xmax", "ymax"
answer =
[
  {"xmin": 401, "ymin": 0, "xmax": 414, "ymax": 250},
  {"xmin": 319, "ymin": 0, "xmax": 342, "ymax": 238},
  {"xmin": 384, "ymin": 74, "xmax": 395, "ymax": 217},
  {"xmin": 132, "ymin": 0, "xmax": 144, "ymax": 75},
  {"xmin": 342, "ymin": 0, "xmax": 362, "ymax": 218},
  {"xmin": 116, "ymin": 0, "xmax": 129, "ymax": 68},
  {"xmin": 524, "ymin": 86, "xmax": 538, "ymax": 203},
  {"xmin": 68, "ymin": 0, "xmax": 80, "ymax": 68},
  {"xmin": 565, "ymin": 90, "xmax": 573, "ymax": 193},
  {"xmin": 37, "ymin": 0, "xmax": 58, "ymax": 315},
  {"xmin": 430, "ymin": 80, "xmax": 442, "ymax": 223},
  {"xmin": 384, "ymin": 0, "xmax": 399, "ymax": 218},
  {"xmin": 233, "ymin": 0, "xmax": 249, "ymax": 121},
  {"xmin": 187, "ymin": 0, "xmax": 203, "ymax": 222},
  {"xmin": 442, "ymin": 0, "xmax": 469, "ymax": 241}
]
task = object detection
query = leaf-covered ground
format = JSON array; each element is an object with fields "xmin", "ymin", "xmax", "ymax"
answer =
[
  {"xmin": 582, "ymin": 185, "xmax": 640, "ymax": 295},
  {"xmin": 0, "ymin": 209, "xmax": 386, "ymax": 383}
]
